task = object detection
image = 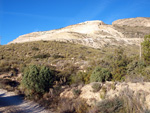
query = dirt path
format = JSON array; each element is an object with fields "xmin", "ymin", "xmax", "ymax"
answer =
[{"xmin": 0, "ymin": 89, "xmax": 51, "ymax": 113}]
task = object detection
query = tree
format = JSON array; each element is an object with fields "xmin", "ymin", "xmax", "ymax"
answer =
[
  {"xmin": 22, "ymin": 65, "xmax": 54, "ymax": 94},
  {"xmin": 142, "ymin": 35, "xmax": 150, "ymax": 65},
  {"xmin": 111, "ymin": 48, "xmax": 129, "ymax": 81},
  {"xmin": 38, "ymin": 66, "xmax": 54, "ymax": 92}
]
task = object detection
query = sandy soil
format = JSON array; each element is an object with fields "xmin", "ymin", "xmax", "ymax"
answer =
[{"xmin": 0, "ymin": 89, "xmax": 51, "ymax": 113}]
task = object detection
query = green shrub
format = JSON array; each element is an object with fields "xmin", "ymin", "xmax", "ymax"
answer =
[
  {"xmin": 141, "ymin": 66, "xmax": 150, "ymax": 81},
  {"xmin": 33, "ymin": 53, "xmax": 50, "ymax": 59},
  {"xmin": 53, "ymin": 54, "xmax": 64, "ymax": 59},
  {"xmin": 111, "ymin": 82, "xmax": 116, "ymax": 90},
  {"xmin": 111, "ymin": 48, "xmax": 129, "ymax": 81},
  {"xmin": 22, "ymin": 65, "xmax": 54, "ymax": 94},
  {"xmin": 32, "ymin": 47, "xmax": 39, "ymax": 51},
  {"xmin": 100, "ymin": 86, "xmax": 107, "ymax": 99},
  {"xmin": 127, "ymin": 60, "xmax": 140, "ymax": 75},
  {"xmin": 127, "ymin": 60, "xmax": 146, "ymax": 79},
  {"xmin": 142, "ymin": 35, "xmax": 150, "ymax": 64},
  {"xmin": 72, "ymin": 89, "xmax": 81, "ymax": 97},
  {"xmin": 92, "ymin": 83, "xmax": 101, "ymax": 92},
  {"xmin": 70, "ymin": 71, "xmax": 91, "ymax": 85},
  {"xmin": 90, "ymin": 67, "xmax": 112, "ymax": 82},
  {"xmin": 70, "ymin": 73, "xmax": 82, "ymax": 85}
]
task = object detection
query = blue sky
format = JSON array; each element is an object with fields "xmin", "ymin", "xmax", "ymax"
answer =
[{"xmin": 0, "ymin": 0, "xmax": 150, "ymax": 45}]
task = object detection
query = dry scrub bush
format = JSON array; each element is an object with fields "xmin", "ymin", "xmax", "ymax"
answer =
[
  {"xmin": 92, "ymin": 88, "xmax": 149, "ymax": 113},
  {"xmin": 59, "ymin": 98, "xmax": 89, "ymax": 113}
]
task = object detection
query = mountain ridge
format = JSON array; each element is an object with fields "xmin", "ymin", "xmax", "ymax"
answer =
[{"xmin": 9, "ymin": 17, "xmax": 150, "ymax": 48}]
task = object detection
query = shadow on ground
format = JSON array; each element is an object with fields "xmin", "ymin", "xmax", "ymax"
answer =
[
  {"xmin": 0, "ymin": 93, "xmax": 24, "ymax": 107},
  {"xmin": 0, "ymin": 90, "xmax": 50, "ymax": 113}
]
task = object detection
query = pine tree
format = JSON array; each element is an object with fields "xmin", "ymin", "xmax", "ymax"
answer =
[{"xmin": 22, "ymin": 65, "xmax": 54, "ymax": 94}]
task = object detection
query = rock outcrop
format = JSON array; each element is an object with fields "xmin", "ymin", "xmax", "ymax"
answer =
[
  {"xmin": 8, "ymin": 17, "xmax": 150, "ymax": 48},
  {"xmin": 60, "ymin": 82, "xmax": 150, "ymax": 110}
]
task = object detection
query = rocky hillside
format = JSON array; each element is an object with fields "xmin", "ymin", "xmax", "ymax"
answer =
[
  {"xmin": 9, "ymin": 17, "xmax": 150, "ymax": 48},
  {"xmin": 112, "ymin": 17, "xmax": 150, "ymax": 27}
]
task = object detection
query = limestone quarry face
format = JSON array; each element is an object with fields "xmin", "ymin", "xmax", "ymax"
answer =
[{"xmin": 8, "ymin": 17, "xmax": 150, "ymax": 48}]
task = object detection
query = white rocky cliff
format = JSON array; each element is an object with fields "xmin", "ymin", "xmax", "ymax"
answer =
[{"xmin": 9, "ymin": 17, "xmax": 150, "ymax": 48}]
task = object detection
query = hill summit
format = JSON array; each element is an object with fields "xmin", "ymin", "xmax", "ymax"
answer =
[{"xmin": 9, "ymin": 17, "xmax": 150, "ymax": 48}]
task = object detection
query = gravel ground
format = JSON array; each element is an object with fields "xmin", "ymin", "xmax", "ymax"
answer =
[{"xmin": 0, "ymin": 89, "xmax": 51, "ymax": 113}]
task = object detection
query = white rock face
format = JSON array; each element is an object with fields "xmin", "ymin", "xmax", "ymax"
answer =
[{"xmin": 8, "ymin": 18, "xmax": 150, "ymax": 48}]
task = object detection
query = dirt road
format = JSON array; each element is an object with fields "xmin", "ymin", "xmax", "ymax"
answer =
[{"xmin": 0, "ymin": 89, "xmax": 51, "ymax": 113}]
